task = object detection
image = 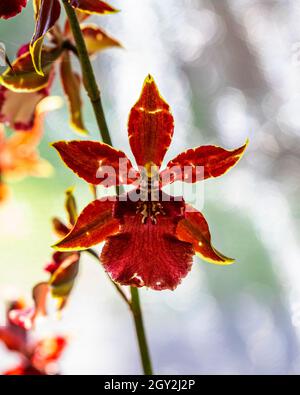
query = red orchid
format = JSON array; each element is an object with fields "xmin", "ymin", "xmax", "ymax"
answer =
[
  {"xmin": 0, "ymin": 300, "xmax": 66, "ymax": 375},
  {"xmin": 0, "ymin": 7, "xmax": 121, "ymax": 134},
  {"xmin": 52, "ymin": 75, "xmax": 248, "ymax": 291}
]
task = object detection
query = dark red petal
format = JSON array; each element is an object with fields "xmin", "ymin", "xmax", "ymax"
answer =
[
  {"xmin": 101, "ymin": 198, "xmax": 194, "ymax": 290},
  {"xmin": 176, "ymin": 207, "xmax": 234, "ymax": 265},
  {"xmin": 163, "ymin": 141, "xmax": 248, "ymax": 184},
  {"xmin": 65, "ymin": 188, "xmax": 78, "ymax": 226},
  {"xmin": 30, "ymin": 0, "xmax": 61, "ymax": 76},
  {"xmin": 128, "ymin": 75, "xmax": 174, "ymax": 168},
  {"xmin": 53, "ymin": 199, "xmax": 120, "ymax": 251},
  {"xmin": 0, "ymin": 0, "xmax": 27, "ymax": 19},
  {"xmin": 69, "ymin": 0, "xmax": 118, "ymax": 14},
  {"xmin": 60, "ymin": 52, "xmax": 88, "ymax": 135},
  {"xmin": 0, "ymin": 85, "xmax": 48, "ymax": 131},
  {"xmin": 0, "ymin": 327, "xmax": 26, "ymax": 353},
  {"xmin": 4, "ymin": 364, "xmax": 43, "ymax": 376},
  {"xmin": 52, "ymin": 140, "xmax": 137, "ymax": 186}
]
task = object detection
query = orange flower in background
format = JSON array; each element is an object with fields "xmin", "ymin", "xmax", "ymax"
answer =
[
  {"xmin": 52, "ymin": 75, "xmax": 248, "ymax": 291},
  {"xmin": 0, "ymin": 300, "xmax": 66, "ymax": 375},
  {"xmin": 0, "ymin": 2, "xmax": 121, "ymax": 134},
  {"xmin": 0, "ymin": 98, "xmax": 58, "ymax": 203}
]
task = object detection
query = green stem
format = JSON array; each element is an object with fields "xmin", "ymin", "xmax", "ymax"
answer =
[
  {"xmin": 63, "ymin": 1, "xmax": 153, "ymax": 375},
  {"xmin": 130, "ymin": 287, "xmax": 153, "ymax": 375},
  {"xmin": 62, "ymin": 0, "xmax": 113, "ymax": 146}
]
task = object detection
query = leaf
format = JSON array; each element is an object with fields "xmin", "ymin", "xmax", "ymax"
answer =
[
  {"xmin": 30, "ymin": 0, "xmax": 61, "ymax": 76},
  {"xmin": 60, "ymin": 51, "xmax": 88, "ymax": 135}
]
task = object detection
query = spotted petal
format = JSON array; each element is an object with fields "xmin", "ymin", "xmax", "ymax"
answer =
[
  {"xmin": 53, "ymin": 199, "xmax": 120, "ymax": 251},
  {"xmin": 176, "ymin": 207, "xmax": 234, "ymax": 265},
  {"xmin": 128, "ymin": 75, "xmax": 174, "ymax": 169},
  {"xmin": 101, "ymin": 197, "xmax": 194, "ymax": 290},
  {"xmin": 0, "ymin": 0, "xmax": 27, "ymax": 19},
  {"xmin": 163, "ymin": 140, "xmax": 248, "ymax": 184},
  {"xmin": 52, "ymin": 140, "xmax": 137, "ymax": 186}
]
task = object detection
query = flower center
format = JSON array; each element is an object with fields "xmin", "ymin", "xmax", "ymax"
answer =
[{"xmin": 136, "ymin": 202, "xmax": 166, "ymax": 224}]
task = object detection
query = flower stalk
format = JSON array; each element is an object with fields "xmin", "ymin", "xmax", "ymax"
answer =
[
  {"xmin": 62, "ymin": 0, "xmax": 153, "ymax": 375},
  {"xmin": 130, "ymin": 287, "xmax": 153, "ymax": 375},
  {"xmin": 62, "ymin": 0, "xmax": 112, "ymax": 146}
]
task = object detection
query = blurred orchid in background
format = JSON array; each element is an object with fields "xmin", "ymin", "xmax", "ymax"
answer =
[
  {"xmin": 0, "ymin": 300, "xmax": 66, "ymax": 375},
  {"xmin": 0, "ymin": 1, "xmax": 121, "ymax": 134}
]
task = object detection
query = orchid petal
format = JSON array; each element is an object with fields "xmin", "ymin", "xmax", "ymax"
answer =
[
  {"xmin": 128, "ymin": 75, "xmax": 174, "ymax": 169},
  {"xmin": 53, "ymin": 199, "xmax": 120, "ymax": 251},
  {"xmin": 30, "ymin": 0, "xmax": 61, "ymax": 76},
  {"xmin": 0, "ymin": 47, "xmax": 60, "ymax": 92},
  {"xmin": 102, "ymin": 197, "xmax": 194, "ymax": 290},
  {"xmin": 52, "ymin": 140, "xmax": 137, "ymax": 186},
  {"xmin": 0, "ymin": 0, "xmax": 27, "ymax": 19},
  {"xmin": 69, "ymin": 0, "xmax": 118, "ymax": 15},
  {"xmin": 81, "ymin": 24, "xmax": 122, "ymax": 56},
  {"xmin": 60, "ymin": 51, "xmax": 88, "ymax": 135},
  {"xmin": 176, "ymin": 207, "xmax": 234, "ymax": 265},
  {"xmin": 0, "ymin": 85, "xmax": 48, "ymax": 131},
  {"xmin": 163, "ymin": 140, "xmax": 248, "ymax": 184}
]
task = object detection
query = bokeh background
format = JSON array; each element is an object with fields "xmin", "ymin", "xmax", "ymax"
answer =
[{"xmin": 1, "ymin": 0, "xmax": 300, "ymax": 374}]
